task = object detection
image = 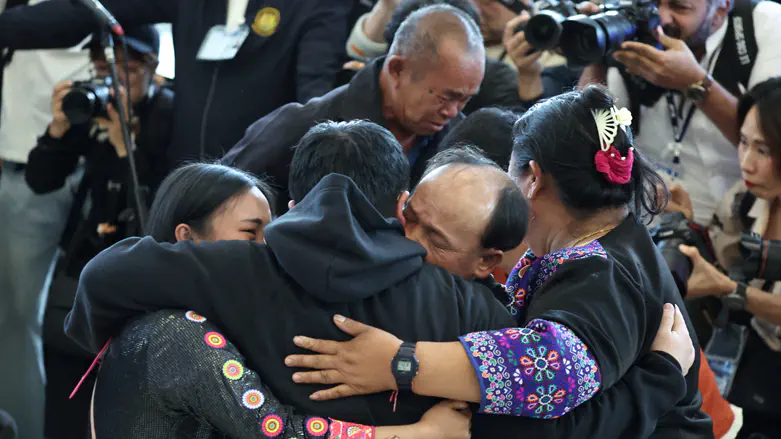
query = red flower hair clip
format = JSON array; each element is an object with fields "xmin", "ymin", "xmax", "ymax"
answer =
[{"xmin": 592, "ymin": 106, "xmax": 634, "ymax": 185}]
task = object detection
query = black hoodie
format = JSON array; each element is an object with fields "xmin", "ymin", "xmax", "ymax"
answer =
[{"xmin": 66, "ymin": 173, "xmax": 514, "ymax": 425}]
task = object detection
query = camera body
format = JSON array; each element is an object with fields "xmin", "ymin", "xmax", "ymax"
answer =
[
  {"xmin": 520, "ymin": 0, "xmax": 579, "ymax": 51},
  {"xmin": 62, "ymin": 77, "xmax": 115, "ymax": 125},
  {"xmin": 738, "ymin": 233, "xmax": 781, "ymax": 282},
  {"xmin": 525, "ymin": 0, "xmax": 661, "ymax": 67},
  {"xmin": 650, "ymin": 211, "xmax": 713, "ymax": 296}
]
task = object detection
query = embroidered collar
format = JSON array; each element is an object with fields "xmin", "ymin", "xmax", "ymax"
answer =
[{"xmin": 505, "ymin": 241, "xmax": 608, "ymax": 319}]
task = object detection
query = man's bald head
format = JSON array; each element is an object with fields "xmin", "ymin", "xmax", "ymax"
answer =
[
  {"xmin": 403, "ymin": 146, "xmax": 527, "ymax": 279},
  {"xmin": 389, "ymin": 4, "xmax": 484, "ymax": 69}
]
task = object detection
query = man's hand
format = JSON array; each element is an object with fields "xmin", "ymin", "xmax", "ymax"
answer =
[
  {"xmin": 503, "ymin": 12, "xmax": 545, "ymax": 100},
  {"xmin": 94, "ymin": 86, "xmax": 132, "ymax": 158},
  {"xmin": 613, "ymin": 26, "xmax": 706, "ymax": 92},
  {"xmin": 417, "ymin": 400, "xmax": 472, "ymax": 439},
  {"xmin": 49, "ymin": 80, "xmax": 73, "ymax": 139},
  {"xmin": 665, "ymin": 185, "xmax": 694, "ymax": 221},
  {"xmin": 285, "ymin": 315, "xmax": 402, "ymax": 400},
  {"xmin": 679, "ymin": 245, "xmax": 736, "ymax": 299},
  {"xmin": 651, "ymin": 303, "xmax": 695, "ymax": 376}
]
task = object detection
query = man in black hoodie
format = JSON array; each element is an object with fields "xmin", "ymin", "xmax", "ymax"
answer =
[
  {"xmin": 0, "ymin": 0, "xmax": 351, "ymax": 168},
  {"xmin": 66, "ymin": 120, "xmax": 699, "ymax": 438}
]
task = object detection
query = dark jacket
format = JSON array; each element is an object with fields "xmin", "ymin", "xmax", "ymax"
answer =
[
  {"xmin": 222, "ymin": 56, "xmax": 465, "ymax": 213},
  {"xmin": 0, "ymin": 0, "xmax": 351, "ymax": 167},
  {"xmin": 66, "ymin": 174, "xmax": 513, "ymax": 426}
]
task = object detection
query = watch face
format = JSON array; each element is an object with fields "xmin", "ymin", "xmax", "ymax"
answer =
[
  {"xmin": 397, "ymin": 359, "xmax": 412, "ymax": 373},
  {"xmin": 687, "ymin": 85, "xmax": 706, "ymax": 102},
  {"xmin": 723, "ymin": 293, "xmax": 746, "ymax": 310}
]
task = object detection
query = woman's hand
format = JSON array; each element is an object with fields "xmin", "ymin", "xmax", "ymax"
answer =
[
  {"xmin": 650, "ymin": 303, "xmax": 695, "ymax": 376},
  {"xmin": 285, "ymin": 315, "xmax": 402, "ymax": 400},
  {"xmin": 679, "ymin": 245, "xmax": 736, "ymax": 299},
  {"xmin": 417, "ymin": 400, "xmax": 472, "ymax": 439}
]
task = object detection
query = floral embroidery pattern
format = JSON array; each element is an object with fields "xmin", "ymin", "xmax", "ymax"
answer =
[
  {"xmin": 241, "ymin": 389, "xmax": 264, "ymax": 409},
  {"xmin": 328, "ymin": 419, "xmax": 376, "ymax": 439},
  {"xmin": 506, "ymin": 240, "xmax": 607, "ymax": 318},
  {"xmin": 261, "ymin": 414, "xmax": 283, "ymax": 437},
  {"xmin": 185, "ymin": 310, "xmax": 207, "ymax": 323},
  {"xmin": 459, "ymin": 241, "xmax": 606, "ymax": 418},
  {"xmin": 222, "ymin": 360, "xmax": 244, "ymax": 380},
  {"xmin": 305, "ymin": 417, "xmax": 328, "ymax": 436},
  {"xmin": 204, "ymin": 331, "xmax": 226, "ymax": 349}
]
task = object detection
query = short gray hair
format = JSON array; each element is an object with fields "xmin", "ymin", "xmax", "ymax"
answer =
[{"xmin": 388, "ymin": 4, "xmax": 483, "ymax": 63}]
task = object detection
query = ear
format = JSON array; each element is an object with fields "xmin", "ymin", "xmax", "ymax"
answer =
[
  {"xmin": 386, "ymin": 56, "xmax": 407, "ymax": 86},
  {"xmin": 288, "ymin": 200, "xmax": 296, "ymax": 210},
  {"xmin": 526, "ymin": 160, "xmax": 544, "ymax": 199},
  {"xmin": 474, "ymin": 250, "xmax": 504, "ymax": 279},
  {"xmin": 395, "ymin": 191, "xmax": 410, "ymax": 225},
  {"xmin": 174, "ymin": 223, "xmax": 194, "ymax": 242}
]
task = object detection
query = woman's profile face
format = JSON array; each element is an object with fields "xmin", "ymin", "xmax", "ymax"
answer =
[
  {"xmin": 204, "ymin": 187, "xmax": 273, "ymax": 243},
  {"xmin": 738, "ymin": 106, "xmax": 781, "ymax": 201}
]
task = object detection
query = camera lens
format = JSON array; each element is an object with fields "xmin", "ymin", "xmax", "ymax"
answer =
[
  {"xmin": 559, "ymin": 11, "xmax": 636, "ymax": 66},
  {"xmin": 526, "ymin": 11, "xmax": 567, "ymax": 51},
  {"xmin": 62, "ymin": 88, "xmax": 99, "ymax": 125}
]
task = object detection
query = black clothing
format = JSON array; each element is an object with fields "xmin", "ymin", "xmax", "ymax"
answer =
[
  {"xmin": 67, "ymin": 174, "xmax": 513, "ymax": 426},
  {"xmin": 95, "ymin": 311, "xmax": 340, "ymax": 438},
  {"xmin": 221, "ymin": 56, "xmax": 464, "ymax": 213},
  {"xmin": 68, "ymin": 176, "xmax": 704, "ymax": 437},
  {"xmin": 0, "ymin": 0, "xmax": 351, "ymax": 166},
  {"xmin": 473, "ymin": 215, "xmax": 713, "ymax": 439}
]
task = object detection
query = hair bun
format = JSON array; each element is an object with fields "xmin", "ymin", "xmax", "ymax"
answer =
[{"xmin": 581, "ymin": 84, "xmax": 616, "ymax": 112}]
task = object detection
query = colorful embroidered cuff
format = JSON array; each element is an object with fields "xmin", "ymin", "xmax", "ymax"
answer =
[
  {"xmin": 459, "ymin": 319, "xmax": 601, "ymax": 418},
  {"xmin": 328, "ymin": 419, "xmax": 375, "ymax": 439}
]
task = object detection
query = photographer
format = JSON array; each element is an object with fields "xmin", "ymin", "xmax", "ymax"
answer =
[
  {"xmin": 24, "ymin": 25, "xmax": 174, "ymax": 439},
  {"xmin": 583, "ymin": 0, "xmax": 781, "ymax": 224},
  {"xmin": 672, "ymin": 77, "xmax": 781, "ymax": 438}
]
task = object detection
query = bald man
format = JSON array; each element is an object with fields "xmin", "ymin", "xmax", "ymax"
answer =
[
  {"xmin": 223, "ymin": 4, "xmax": 485, "ymax": 214},
  {"xmin": 404, "ymin": 147, "xmax": 524, "ymax": 279}
]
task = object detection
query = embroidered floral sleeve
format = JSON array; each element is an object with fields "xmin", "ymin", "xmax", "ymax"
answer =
[
  {"xmin": 461, "ymin": 242, "xmax": 607, "ymax": 418},
  {"xmin": 152, "ymin": 311, "xmax": 375, "ymax": 439},
  {"xmin": 459, "ymin": 319, "xmax": 601, "ymax": 418}
]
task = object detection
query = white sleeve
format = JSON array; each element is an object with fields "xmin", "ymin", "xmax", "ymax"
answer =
[
  {"xmin": 345, "ymin": 13, "xmax": 390, "ymax": 61},
  {"xmin": 747, "ymin": 1, "xmax": 781, "ymax": 89}
]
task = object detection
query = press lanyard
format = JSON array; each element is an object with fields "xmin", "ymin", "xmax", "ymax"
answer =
[{"xmin": 665, "ymin": 46, "xmax": 720, "ymax": 166}]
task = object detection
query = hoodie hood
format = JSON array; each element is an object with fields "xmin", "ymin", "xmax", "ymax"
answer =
[{"xmin": 264, "ymin": 174, "xmax": 426, "ymax": 302}]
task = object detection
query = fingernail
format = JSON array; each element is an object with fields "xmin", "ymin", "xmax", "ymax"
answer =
[
  {"xmin": 285, "ymin": 356, "xmax": 293, "ymax": 366},
  {"xmin": 293, "ymin": 336, "xmax": 305, "ymax": 345},
  {"xmin": 310, "ymin": 393, "xmax": 320, "ymax": 400},
  {"xmin": 334, "ymin": 314, "xmax": 346, "ymax": 323},
  {"xmin": 292, "ymin": 373, "xmax": 301, "ymax": 382},
  {"xmin": 664, "ymin": 303, "xmax": 673, "ymax": 311}
]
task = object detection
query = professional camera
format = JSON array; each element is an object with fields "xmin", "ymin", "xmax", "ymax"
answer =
[
  {"xmin": 650, "ymin": 211, "xmax": 714, "ymax": 296},
  {"xmin": 62, "ymin": 77, "xmax": 114, "ymax": 125},
  {"xmin": 525, "ymin": 0, "xmax": 661, "ymax": 67},
  {"xmin": 518, "ymin": 0, "xmax": 579, "ymax": 51},
  {"xmin": 738, "ymin": 233, "xmax": 781, "ymax": 282}
]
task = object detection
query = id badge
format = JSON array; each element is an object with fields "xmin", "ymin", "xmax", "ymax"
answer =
[
  {"xmin": 657, "ymin": 142, "xmax": 684, "ymax": 180},
  {"xmin": 197, "ymin": 24, "xmax": 250, "ymax": 61}
]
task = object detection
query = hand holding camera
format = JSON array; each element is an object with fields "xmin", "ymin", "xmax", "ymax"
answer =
[
  {"xmin": 94, "ymin": 86, "xmax": 131, "ymax": 158},
  {"xmin": 613, "ymin": 26, "xmax": 707, "ymax": 92},
  {"xmin": 678, "ymin": 245, "xmax": 735, "ymax": 300},
  {"xmin": 49, "ymin": 80, "xmax": 74, "ymax": 139},
  {"xmin": 503, "ymin": 12, "xmax": 545, "ymax": 100}
]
